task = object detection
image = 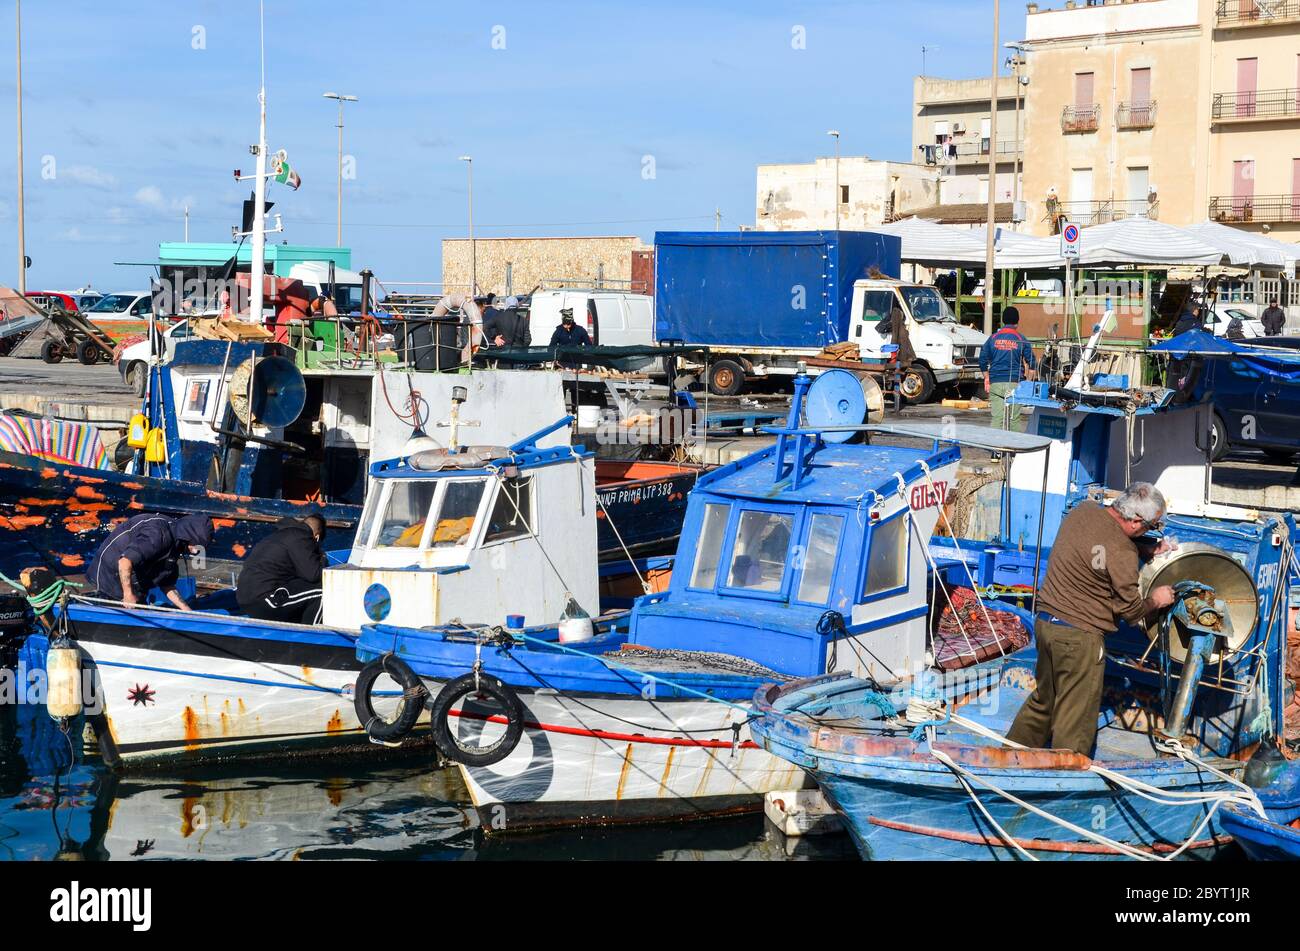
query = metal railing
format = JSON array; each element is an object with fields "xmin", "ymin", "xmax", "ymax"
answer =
[
  {"xmin": 1057, "ymin": 199, "xmax": 1159, "ymax": 225},
  {"xmin": 1209, "ymin": 194, "xmax": 1300, "ymax": 223},
  {"xmin": 1215, "ymin": 0, "xmax": 1300, "ymax": 26},
  {"xmin": 1062, "ymin": 104, "xmax": 1100, "ymax": 134},
  {"xmin": 1116, "ymin": 100, "xmax": 1157, "ymax": 130},
  {"xmin": 951, "ymin": 140, "xmax": 1023, "ymax": 163},
  {"xmin": 1212, "ymin": 88, "xmax": 1300, "ymax": 120}
]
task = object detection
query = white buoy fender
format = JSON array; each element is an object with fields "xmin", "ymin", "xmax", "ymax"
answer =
[{"xmin": 46, "ymin": 640, "xmax": 83, "ymax": 720}]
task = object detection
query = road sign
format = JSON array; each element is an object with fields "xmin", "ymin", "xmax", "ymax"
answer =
[{"xmin": 1060, "ymin": 222, "xmax": 1081, "ymax": 258}]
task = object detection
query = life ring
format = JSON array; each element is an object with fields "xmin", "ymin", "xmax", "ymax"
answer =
[
  {"xmin": 353, "ymin": 655, "xmax": 428, "ymax": 743},
  {"xmin": 429, "ymin": 672, "xmax": 525, "ymax": 767}
]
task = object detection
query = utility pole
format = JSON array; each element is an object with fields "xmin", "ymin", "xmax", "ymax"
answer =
[
  {"xmin": 983, "ymin": 0, "xmax": 1000, "ymax": 336},
  {"xmin": 15, "ymin": 0, "xmax": 27, "ymax": 294},
  {"xmin": 322, "ymin": 92, "xmax": 357, "ymax": 247},
  {"xmin": 184, "ymin": 205, "xmax": 190, "ymax": 241},
  {"xmin": 827, "ymin": 130, "xmax": 841, "ymax": 231},
  {"xmin": 459, "ymin": 156, "xmax": 475, "ymax": 296}
]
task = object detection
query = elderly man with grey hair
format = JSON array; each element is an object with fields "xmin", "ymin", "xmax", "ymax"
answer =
[{"xmin": 1006, "ymin": 483, "xmax": 1177, "ymax": 756}]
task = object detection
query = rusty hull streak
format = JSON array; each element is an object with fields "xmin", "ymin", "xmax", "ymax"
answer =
[{"xmin": 615, "ymin": 744, "xmax": 634, "ymax": 800}]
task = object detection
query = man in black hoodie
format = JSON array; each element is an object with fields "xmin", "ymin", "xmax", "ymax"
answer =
[
  {"xmin": 236, "ymin": 515, "xmax": 327, "ymax": 624},
  {"xmin": 84, "ymin": 513, "xmax": 214, "ymax": 611}
]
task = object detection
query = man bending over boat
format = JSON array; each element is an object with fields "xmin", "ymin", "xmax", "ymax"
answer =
[
  {"xmin": 1005, "ymin": 484, "xmax": 1177, "ymax": 756},
  {"xmin": 84, "ymin": 513, "xmax": 214, "ymax": 611},
  {"xmin": 235, "ymin": 515, "xmax": 328, "ymax": 625}
]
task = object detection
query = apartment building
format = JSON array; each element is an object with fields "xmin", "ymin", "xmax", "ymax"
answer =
[
  {"xmin": 912, "ymin": 75, "xmax": 1025, "ymax": 207},
  {"xmin": 1018, "ymin": 0, "xmax": 1300, "ymax": 242},
  {"xmin": 754, "ymin": 157, "xmax": 939, "ymax": 231},
  {"xmin": 1208, "ymin": 0, "xmax": 1300, "ymax": 241}
]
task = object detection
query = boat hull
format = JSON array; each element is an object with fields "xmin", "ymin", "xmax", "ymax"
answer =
[
  {"xmin": 442, "ymin": 684, "xmax": 806, "ymax": 832},
  {"xmin": 51, "ymin": 602, "xmax": 375, "ymax": 766},
  {"xmin": 812, "ymin": 765, "xmax": 1234, "ymax": 861},
  {"xmin": 1220, "ymin": 804, "xmax": 1300, "ymax": 861}
]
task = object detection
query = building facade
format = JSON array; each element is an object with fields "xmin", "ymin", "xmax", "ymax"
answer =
[
  {"xmin": 442, "ymin": 236, "xmax": 649, "ymax": 298},
  {"xmin": 1018, "ymin": 0, "xmax": 1300, "ymax": 243},
  {"xmin": 912, "ymin": 75, "xmax": 1025, "ymax": 207},
  {"xmin": 754, "ymin": 157, "xmax": 938, "ymax": 231}
]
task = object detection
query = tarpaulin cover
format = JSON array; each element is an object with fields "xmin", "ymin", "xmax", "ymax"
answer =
[
  {"xmin": 653, "ymin": 230, "xmax": 901, "ymax": 349},
  {"xmin": 1154, "ymin": 330, "xmax": 1300, "ymax": 381},
  {"xmin": 0, "ymin": 412, "xmax": 111, "ymax": 470}
]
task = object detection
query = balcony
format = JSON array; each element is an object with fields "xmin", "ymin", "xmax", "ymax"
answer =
[
  {"xmin": 1212, "ymin": 88, "xmax": 1300, "ymax": 122},
  {"xmin": 1215, "ymin": 0, "xmax": 1300, "ymax": 28},
  {"xmin": 1116, "ymin": 100, "xmax": 1157, "ymax": 131},
  {"xmin": 918, "ymin": 140, "xmax": 1023, "ymax": 167},
  {"xmin": 1057, "ymin": 200, "xmax": 1159, "ymax": 226},
  {"xmin": 1209, "ymin": 195, "xmax": 1300, "ymax": 223},
  {"xmin": 1062, "ymin": 105, "xmax": 1100, "ymax": 134}
]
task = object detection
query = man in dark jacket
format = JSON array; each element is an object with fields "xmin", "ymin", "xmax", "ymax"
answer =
[
  {"xmin": 235, "ymin": 515, "xmax": 327, "ymax": 624},
  {"xmin": 485, "ymin": 297, "xmax": 532, "ymax": 348},
  {"xmin": 548, "ymin": 307, "xmax": 592, "ymax": 348},
  {"xmin": 1262, "ymin": 300, "xmax": 1286, "ymax": 336},
  {"xmin": 979, "ymin": 307, "xmax": 1037, "ymax": 431},
  {"xmin": 84, "ymin": 513, "xmax": 213, "ymax": 610},
  {"xmin": 1171, "ymin": 305, "xmax": 1201, "ymax": 338}
]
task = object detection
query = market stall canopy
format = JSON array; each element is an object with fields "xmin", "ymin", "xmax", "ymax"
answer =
[
  {"xmin": 1057, "ymin": 218, "xmax": 1226, "ymax": 268},
  {"xmin": 1185, "ymin": 220, "xmax": 1296, "ymax": 273},
  {"xmin": 874, "ymin": 217, "xmax": 990, "ymax": 266}
]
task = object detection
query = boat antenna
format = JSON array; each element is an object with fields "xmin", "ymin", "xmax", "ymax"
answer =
[{"xmin": 248, "ymin": 0, "xmax": 268, "ymax": 326}]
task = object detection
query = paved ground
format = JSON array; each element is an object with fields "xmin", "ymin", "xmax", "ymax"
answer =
[{"xmin": 0, "ymin": 356, "xmax": 137, "ymax": 414}]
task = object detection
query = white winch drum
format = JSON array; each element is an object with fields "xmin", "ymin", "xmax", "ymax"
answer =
[{"xmin": 1139, "ymin": 543, "xmax": 1259, "ymax": 665}]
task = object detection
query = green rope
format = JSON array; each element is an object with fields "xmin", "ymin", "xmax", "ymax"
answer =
[{"xmin": 0, "ymin": 573, "xmax": 81, "ymax": 616}]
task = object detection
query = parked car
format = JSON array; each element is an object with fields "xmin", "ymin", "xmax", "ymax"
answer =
[
  {"xmin": 1206, "ymin": 307, "xmax": 1265, "ymax": 340},
  {"xmin": 116, "ymin": 320, "xmax": 195, "ymax": 396},
  {"xmin": 1192, "ymin": 348, "xmax": 1300, "ymax": 463},
  {"xmin": 26, "ymin": 291, "xmax": 79, "ymax": 314},
  {"xmin": 83, "ymin": 292, "xmax": 153, "ymax": 322}
]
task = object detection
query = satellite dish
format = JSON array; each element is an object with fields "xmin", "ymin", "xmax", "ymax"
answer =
[
  {"xmin": 228, "ymin": 355, "xmax": 306, "ymax": 429},
  {"xmin": 804, "ymin": 369, "xmax": 867, "ymax": 444}
]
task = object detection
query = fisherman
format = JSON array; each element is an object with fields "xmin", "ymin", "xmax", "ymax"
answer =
[
  {"xmin": 84, "ymin": 513, "xmax": 214, "ymax": 611},
  {"xmin": 1006, "ymin": 484, "xmax": 1177, "ymax": 756},
  {"xmin": 235, "ymin": 515, "xmax": 328, "ymax": 625},
  {"xmin": 548, "ymin": 307, "xmax": 592, "ymax": 348},
  {"xmin": 1171, "ymin": 304, "xmax": 1201, "ymax": 338},
  {"xmin": 978, "ymin": 306, "xmax": 1037, "ymax": 431},
  {"xmin": 1261, "ymin": 299, "xmax": 1286, "ymax": 337},
  {"xmin": 485, "ymin": 296, "xmax": 532, "ymax": 349}
]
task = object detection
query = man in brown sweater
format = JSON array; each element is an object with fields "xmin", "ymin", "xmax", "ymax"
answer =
[{"xmin": 1006, "ymin": 484, "xmax": 1177, "ymax": 756}]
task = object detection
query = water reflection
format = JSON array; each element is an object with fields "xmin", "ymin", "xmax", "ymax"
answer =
[{"xmin": 2, "ymin": 700, "xmax": 852, "ymax": 861}]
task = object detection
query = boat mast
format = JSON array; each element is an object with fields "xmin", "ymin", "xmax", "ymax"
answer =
[{"xmin": 247, "ymin": 0, "xmax": 268, "ymax": 324}]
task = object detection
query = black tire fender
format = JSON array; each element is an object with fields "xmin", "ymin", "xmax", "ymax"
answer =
[
  {"xmin": 429, "ymin": 672, "xmax": 525, "ymax": 767},
  {"xmin": 353, "ymin": 654, "xmax": 427, "ymax": 743}
]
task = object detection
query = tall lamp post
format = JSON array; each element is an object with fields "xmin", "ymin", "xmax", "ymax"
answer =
[
  {"xmin": 322, "ymin": 92, "xmax": 358, "ymax": 247},
  {"xmin": 1004, "ymin": 43, "xmax": 1028, "ymax": 217},
  {"xmin": 983, "ymin": 0, "xmax": 1001, "ymax": 336},
  {"xmin": 15, "ymin": 0, "xmax": 27, "ymax": 294},
  {"xmin": 827, "ymin": 130, "xmax": 841, "ymax": 230},
  {"xmin": 459, "ymin": 156, "xmax": 475, "ymax": 296}
]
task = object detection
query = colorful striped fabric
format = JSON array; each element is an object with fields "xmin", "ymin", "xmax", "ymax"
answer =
[{"xmin": 0, "ymin": 413, "xmax": 111, "ymax": 470}]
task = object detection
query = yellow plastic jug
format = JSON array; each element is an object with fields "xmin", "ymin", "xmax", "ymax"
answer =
[
  {"xmin": 144, "ymin": 428, "xmax": 167, "ymax": 463},
  {"xmin": 126, "ymin": 413, "xmax": 149, "ymax": 449}
]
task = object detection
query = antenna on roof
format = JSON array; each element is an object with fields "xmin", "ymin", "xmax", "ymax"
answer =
[{"xmin": 922, "ymin": 45, "xmax": 939, "ymax": 76}]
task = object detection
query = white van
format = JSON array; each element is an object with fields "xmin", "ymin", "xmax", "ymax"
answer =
[
  {"xmin": 288, "ymin": 262, "xmax": 366, "ymax": 313},
  {"xmin": 527, "ymin": 290, "xmax": 653, "ymax": 348}
]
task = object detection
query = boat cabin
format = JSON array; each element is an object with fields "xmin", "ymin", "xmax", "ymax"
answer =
[
  {"xmin": 627, "ymin": 380, "xmax": 961, "ymax": 685},
  {"xmin": 321, "ymin": 419, "xmax": 599, "ymax": 631}
]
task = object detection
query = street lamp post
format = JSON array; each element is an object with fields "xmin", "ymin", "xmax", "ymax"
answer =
[
  {"xmin": 827, "ymin": 130, "xmax": 841, "ymax": 230},
  {"xmin": 1005, "ymin": 42, "xmax": 1028, "ymax": 217},
  {"xmin": 459, "ymin": 156, "xmax": 475, "ymax": 296},
  {"xmin": 983, "ymin": 0, "xmax": 1000, "ymax": 336},
  {"xmin": 322, "ymin": 92, "xmax": 357, "ymax": 247},
  {"xmin": 15, "ymin": 0, "xmax": 26, "ymax": 294}
]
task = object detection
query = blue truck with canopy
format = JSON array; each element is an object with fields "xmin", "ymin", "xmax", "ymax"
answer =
[{"xmin": 654, "ymin": 230, "xmax": 986, "ymax": 401}]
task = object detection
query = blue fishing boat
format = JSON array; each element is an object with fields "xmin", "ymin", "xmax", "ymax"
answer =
[
  {"xmin": 750, "ymin": 511, "xmax": 1294, "ymax": 860},
  {"xmin": 353, "ymin": 369, "xmax": 1039, "ymax": 830},
  {"xmin": 1220, "ymin": 750, "xmax": 1300, "ymax": 860}
]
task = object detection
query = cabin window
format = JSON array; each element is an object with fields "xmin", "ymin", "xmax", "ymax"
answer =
[
  {"xmin": 796, "ymin": 513, "xmax": 843, "ymax": 605},
  {"xmin": 484, "ymin": 477, "xmax": 533, "ymax": 544},
  {"xmin": 689, "ymin": 503, "xmax": 730, "ymax": 590},
  {"xmin": 727, "ymin": 511, "xmax": 793, "ymax": 593},
  {"xmin": 376, "ymin": 481, "xmax": 438, "ymax": 548},
  {"xmin": 431, "ymin": 480, "xmax": 487, "ymax": 547},
  {"xmin": 862, "ymin": 512, "xmax": 909, "ymax": 599}
]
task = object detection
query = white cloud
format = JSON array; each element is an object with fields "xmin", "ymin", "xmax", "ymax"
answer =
[
  {"xmin": 63, "ymin": 164, "xmax": 118, "ymax": 188},
  {"xmin": 134, "ymin": 186, "xmax": 195, "ymax": 215}
]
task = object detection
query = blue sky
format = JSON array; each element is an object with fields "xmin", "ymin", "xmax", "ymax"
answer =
[{"xmin": 0, "ymin": 0, "xmax": 1018, "ymax": 291}]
